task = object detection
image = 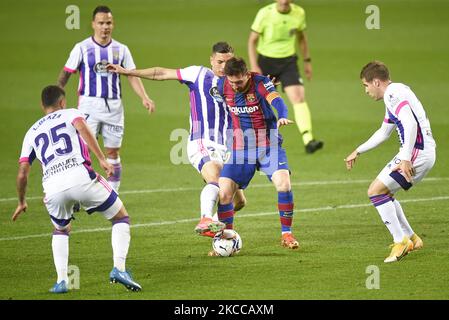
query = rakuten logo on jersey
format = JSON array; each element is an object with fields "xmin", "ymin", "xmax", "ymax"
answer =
[{"xmin": 229, "ymin": 105, "xmax": 259, "ymax": 115}]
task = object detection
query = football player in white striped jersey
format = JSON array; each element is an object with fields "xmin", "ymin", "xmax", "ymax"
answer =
[
  {"xmin": 57, "ymin": 5, "xmax": 155, "ymax": 192},
  {"xmin": 107, "ymin": 42, "xmax": 247, "ymax": 238},
  {"xmin": 345, "ymin": 61, "xmax": 436, "ymax": 263},
  {"xmin": 13, "ymin": 85, "xmax": 141, "ymax": 293}
]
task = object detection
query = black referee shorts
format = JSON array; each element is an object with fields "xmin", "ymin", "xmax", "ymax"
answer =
[{"xmin": 257, "ymin": 54, "xmax": 304, "ymax": 89}]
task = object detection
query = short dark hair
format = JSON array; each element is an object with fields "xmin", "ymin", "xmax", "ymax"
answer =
[
  {"xmin": 212, "ymin": 42, "xmax": 234, "ymax": 54},
  {"xmin": 224, "ymin": 57, "xmax": 248, "ymax": 77},
  {"xmin": 41, "ymin": 85, "xmax": 65, "ymax": 108},
  {"xmin": 360, "ymin": 61, "xmax": 390, "ymax": 82},
  {"xmin": 92, "ymin": 5, "xmax": 112, "ymax": 20}
]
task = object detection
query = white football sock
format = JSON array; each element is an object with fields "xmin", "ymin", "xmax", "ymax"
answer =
[
  {"xmin": 112, "ymin": 222, "xmax": 130, "ymax": 272},
  {"xmin": 392, "ymin": 199, "xmax": 414, "ymax": 237},
  {"xmin": 375, "ymin": 201, "xmax": 405, "ymax": 243},
  {"xmin": 52, "ymin": 234, "xmax": 69, "ymax": 283},
  {"xmin": 200, "ymin": 183, "xmax": 219, "ymax": 219}
]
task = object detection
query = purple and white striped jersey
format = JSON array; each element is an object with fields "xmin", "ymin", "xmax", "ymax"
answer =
[
  {"xmin": 19, "ymin": 109, "xmax": 97, "ymax": 196},
  {"xmin": 64, "ymin": 37, "xmax": 136, "ymax": 99},
  {"xmin": 176, "ymin": 66, "xmax": 232, "ymax": 146},
  {"xmin": 383, "ymin": 83, "xmax": 435, "ymax": 160}
]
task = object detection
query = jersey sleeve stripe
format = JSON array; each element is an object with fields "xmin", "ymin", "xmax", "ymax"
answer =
[
  {"xmin": 64, "ymin": 66, "xmax": 77, "ymax": 73},
  {"xmin": 176, "ymin": 69, "xmax": 183, "ymax": 81},
  {"xmin": 19, "ymin": 149, "xmax": 36, "ymax": 164},
  {"xmin": 395, "ymin": 100, "xmax": 410, "ymax": 116}
]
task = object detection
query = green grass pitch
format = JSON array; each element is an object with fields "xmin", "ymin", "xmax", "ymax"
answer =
[{"xmin": 0, "ymin": 0, "xmax": 448, "ymax": 300}]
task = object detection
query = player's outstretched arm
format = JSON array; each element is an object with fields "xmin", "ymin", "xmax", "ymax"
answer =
[
  {"xmin": 344, "ymin": 122, "xmax": 393, "ymax": 170},
  {"xmin": 106, "ymin": 64, "xmax": 131, "ymax": 75},
  {"xmin": 12, "ymin": 162, "xmax": 31, "ymax": 221},
  {"xmin": 355, "ymin": 122, "xmax": 395, "ymax": 155},
  {"xmin": 73, "ymin": 118, "xmax": 114, "ymax": 178},
  {"xmin": 344, "ymin": 121, "xmax": 395, "ymax": 170},
  {"xmin": 344, "ymin": 150, "xmax": 359, "ymax": 170},
  {"xmin": 107, "ymin": 64, "xmax": 178, "ymax": 81}
]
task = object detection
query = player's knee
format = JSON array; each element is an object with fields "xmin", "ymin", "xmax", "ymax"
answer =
[
  {"xmin": 111, "ymin": 205, "xmax": 128, "ymax": 221},
  {"xmin": 201, "ymin": 162, "xmax": 222, "ymax": 183},
  {"xmin": 367, "ymin": 180, "xmax": 389, "ymax": 198},
  {"xmin": 234, "ymin": 197, "xmax": 247, "ymax": 212},
  {"xmin": 287, "ymin": 86, "xmax": 305, "ymax": 103},
  {"xmin": 54, "ymin": 223, "xmax": 71, "ymax": 234},
  {"xmin": 278, "ymin": 185, "xmax": 291, "ymax": 193},
  {"xmin": 293, "ymin": 96, "xmax": 305, "ymax": 104},
  {"xmin": 367, "ymin": 186, "xmax": 382, "ymax": 198},
  {"xmin": 106, "ymin": 149, "xmax": 120, "ymax": 159},
  {"xmin": 271, "ymin": 170, "xmax": 291, "ymax": 192},
  {"xmin": 219, "ymin": 190, "xmax": 233, "ymax": 205},
  {"xmin": 274, "ymin": 180, "xmax": 291, "ymax": 192}
]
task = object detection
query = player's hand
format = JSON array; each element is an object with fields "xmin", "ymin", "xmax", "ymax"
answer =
[
  {"xmin": 106, "ymin": 64, "xmax": 130, "ymax": 75},
  {"xmin": 267, "ymin": 74, "xmax": 280, "ymax": 86},
  {"xmin": 392, "ymin": 160, "xmax": 415, "ymax": 183},
  {"xmin": 344, "ymin": 150, "xmax": 359, "ymax": 170},
  {"xmin": 277, "ymin": 118, "xmax": 294, "ymax": 128},
  {"xmin": 100, "ymin": 159, "xmax": 115, "ymax": 178},
  {"xmin": 12, "ymin": 202, "xmax": 28, "ymax": 221},
  {"xmin": 142, "ymin": 97, "xmax": 155, "ymax": 114},
  {"xmin": 304, "ymin": 62, "xmax": 312, "ymax": 81}
]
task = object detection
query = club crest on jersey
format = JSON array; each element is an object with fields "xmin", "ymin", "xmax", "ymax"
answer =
[
  {"xmin": 94, "ymin": 59, "xmax": 109, "ymax": 77},
  {"xmin": 209, "ymin": 86, "xmax": 224, "ymax": 103},
  {"xmin": 246, "ymin": 93, "xmax": 256, "ymax": 103}
]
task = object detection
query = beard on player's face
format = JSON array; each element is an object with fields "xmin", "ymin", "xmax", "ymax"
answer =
[{"xmin": 229, "ymin": 75, "xmax": 250, "ymax": 92}]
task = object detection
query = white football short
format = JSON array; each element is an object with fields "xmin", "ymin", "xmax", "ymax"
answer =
[
  {"xmin": 377, "ymin": 147, "xmax": 436, "ymax": 194},
  {"xmin": 44, "ymin": 175, "xmax": 123, "ymax": 230},
  {"xmin": 187, "ymin": 139, "xmax": 230, "ymax": 173},
  {"xmin": 78, "ymin": 96, "xmax": 124, "ymax": 148}
]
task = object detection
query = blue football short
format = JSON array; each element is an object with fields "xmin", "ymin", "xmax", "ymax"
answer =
[{"xmin": 220, "ymin": 146, "xmax": 290, "ymax": 189}]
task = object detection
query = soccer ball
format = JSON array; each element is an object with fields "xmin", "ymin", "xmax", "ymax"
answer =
[{"xmin": 212, "ymin": 229, "xmax": 242, "ymax": 257}]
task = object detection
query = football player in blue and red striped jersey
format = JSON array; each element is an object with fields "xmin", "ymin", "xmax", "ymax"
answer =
[{"xmin": 215, "ymin": 57, "xmax": 299, "ymax": 250}]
